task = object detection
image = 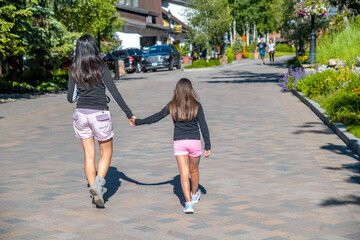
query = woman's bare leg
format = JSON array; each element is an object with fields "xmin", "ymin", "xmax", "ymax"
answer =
[
  {"xmin": 97, "ymin": 138, "xmax": 113, "ymax": 178},
  {"xmin": 176, "ymin": 155, "xmax": 191, "ymax": 203},
  {"xmin": 189, "ymin": 156, "xmax": 201, "ymax": 195},
  {"xmin": 81, "ymin": 137, "xmax": 96, "ymax": 186}
]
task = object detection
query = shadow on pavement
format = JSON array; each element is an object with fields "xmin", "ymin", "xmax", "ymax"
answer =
[
  {"xmin": 319, "ymin": 143, "xmax": 360, "ymax": 206},
  {"xmin": 104, "ymin": 166, "xmax": 206, "ymax": 207},
  {"xmin": 320, "ymin": 195, "xmax": 360, "ymax": 206},
  {"xmin": 205, "ymin": 70, "xmax": 283, "ymax": 84},
  {"xmin": 292, "ymin": 122, "xmax": 334, "ymax": 135}
]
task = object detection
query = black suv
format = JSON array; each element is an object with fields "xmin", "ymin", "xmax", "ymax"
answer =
[
  {"xmin": 112, "ymin": 48, "xmax": 144, "ymax": 73},
  {"xmin": 142, "ymin": 44, "xmax": 181, "ymax": 72}
]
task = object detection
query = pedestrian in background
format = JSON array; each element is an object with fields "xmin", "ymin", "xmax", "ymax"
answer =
[
  {"xmin": 268, "ymin": 39, "xmax": 276, "ymax": 64},
  {"xmin": 256, "ymin": 38, "xmax": 267, "ymax": 65},
  {"xmin": 67, "ymin": 34, "xmax": 135, "ymax": 208},
  {"xmin": 131, "ymin": 78, "xmax": 211, "ymax": 214}
]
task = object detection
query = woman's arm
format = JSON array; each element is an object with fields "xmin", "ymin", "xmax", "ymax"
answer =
[
  {"xmin": 198, "ymin": 104, "xmax": 211, "ymax": 150},
  {"xmin": 67, "ymin": 77, "xmax": 79, "ymax": 103},
  {"xmin": 135, "ymin": 106, "xmax": 170, "ymax": 126},
  {"xmin": 102, "ymin": 66, "xmax": 133, "ymax": 119}
]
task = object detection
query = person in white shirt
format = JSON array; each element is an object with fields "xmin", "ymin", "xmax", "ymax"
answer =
[{"xmin": 268, "ymin": 39, "xmax": 275, "ymax": 64}]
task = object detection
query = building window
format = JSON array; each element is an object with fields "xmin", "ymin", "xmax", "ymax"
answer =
[
  {"xmin": 133, "ymin": 0, "xmax": 138, "ymax": 7},
  {"xmin": 126, "ymin": 0, "xmax": 131, "ymax": 6},
  {"xmin": 119, "ymin": 0, "xmax": 124, "ymax": 4}
]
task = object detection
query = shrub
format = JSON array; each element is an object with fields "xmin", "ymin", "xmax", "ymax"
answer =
[
  {"xmin": 280, "ymin": 67, "xmax": 308, "ymax": 92},
  {"xmin": 180, "ymin": 41, "xmax": 190, "ymax": 57},
  {"xmin": 232, "ymin": 37, "xmax": 244, "ymax": 54},
  {"xmin": 294, "ymin": 65, "xmax": 360, "ymax": 137},
  {"xmin": 249, "ymin": 41, "xmax": 258, "ymax": 53},
  {"xmin": 226, "ymin": 45, "xmax": 234, "ymax": 64},
  {"xmin": 245, "ymin": 45, "xmax": 253, "ymax": 58},
  {"xmin": 49, "ymin": 69, "xmax": 69, "ymax": 89},
  {"xmin": 184, "ymin": 59, "xmax": 221, "ymax": 69},
  {"xmin": 324, "ymin": 89, "xmax": 360, "ymax": 126},
  {"xmin": 275, "ymin": 44, "xmax": 295, "ymax": 53}
]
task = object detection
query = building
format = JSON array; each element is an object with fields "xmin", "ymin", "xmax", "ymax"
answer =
[{"xmin": 115, "ymin": 0, "xmax": 190, "ymax": 49}]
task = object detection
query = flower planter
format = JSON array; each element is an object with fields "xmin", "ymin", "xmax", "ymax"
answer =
[
  {"xmin": 182, "ymin": 56, "xmax": 190, "ymax": 64},
  {"xmin": 253, "ymin": 52, "xmax": 259, "ymax": 59},
  {"xmin": 235, "ymin": 53, "xmax": 243, "ymax": 61}
]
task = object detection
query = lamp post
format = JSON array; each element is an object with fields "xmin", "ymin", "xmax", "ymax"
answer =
[
  {"xmin": 168, "ymin": 10, "xmax": 172, "ymax": 44},
  {"xmin": 309, "ymin": 15, "xmax": 316, "ymax": 63}
]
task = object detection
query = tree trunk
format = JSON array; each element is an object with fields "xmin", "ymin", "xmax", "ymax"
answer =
[
  {"xmin": 246, "ymin": 22, "xmax": 250, "ymax": 45},
  {"xmin": 8, "ymin": 55, "xmax": 17, "ymax": 82},
  {"xmin": 0, "ymin": 60, "xmax": 2, "ymax": 78},
  {"xmin": 253, "ymin": 23, "xmax": 257, "ymax": 42},
  {"xmin": 229, "ymin": 24, "xmax": 233, "ymax": 45}
]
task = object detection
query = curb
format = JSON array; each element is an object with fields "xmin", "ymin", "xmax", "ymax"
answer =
[
  {"xmin": 182, "ymin": 55, "xmax": 295, "ymax": 72},
  {"xmin": 292, "ymin": 89, "xmax": 360, "ymax": 157}
]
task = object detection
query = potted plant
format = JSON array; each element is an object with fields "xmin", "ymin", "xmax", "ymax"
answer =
[
  {"xmin": 232, "ymin": 37, "xmax": 244, "ymax": 61},
  {"xmin": 250, "ymin": 41, "xmax": 259, "ymax": 59},
  {"xmin": 181, "ymin": 41, "xmax": 191, "ymax": 64}
]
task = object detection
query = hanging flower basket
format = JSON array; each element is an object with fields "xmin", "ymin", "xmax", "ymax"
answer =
[{"xmin": 295, "ymin": 0, "xmax": 330, "ymax": 18}]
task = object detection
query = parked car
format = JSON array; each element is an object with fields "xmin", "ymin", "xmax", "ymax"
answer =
[
  {"xmin": 112, "ymin": 48, "xmax": 143, "ymax": 73},
  {"xmin": 142, "ymin": 44, "xmax": 181, "ymax": 72}
]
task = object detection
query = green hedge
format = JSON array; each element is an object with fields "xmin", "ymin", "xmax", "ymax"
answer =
[
  {"xmin": 184, "ymin": 59, "xmax": 221, "ymax": 69},
  {"xmin": 275, "ymin": 44, "xmax": 295, "ymax": 53},
  {"xmin": 0, "ymin": 69, "xmax": 69, "ymax": 94}
]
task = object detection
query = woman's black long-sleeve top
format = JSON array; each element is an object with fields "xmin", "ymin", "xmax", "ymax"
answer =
[{"xmin": 67, "ymin": 66, "xmax": 133, "ymax": 119}]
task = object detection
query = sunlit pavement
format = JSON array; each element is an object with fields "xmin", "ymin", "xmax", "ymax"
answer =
[{"xmin": 1, "ymin": 56, "xmax": 360, "ymax": 239}]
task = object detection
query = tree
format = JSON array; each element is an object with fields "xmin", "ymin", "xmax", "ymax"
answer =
[
  {"xmin": 185, "ymin": 0, "xmax": 232, "ymax": 57},
  {"xmin": 57, "ymin": 0, "xmax": 125, "ymax": 49},
  {"xmin": 0, "ymin": 0, "xmax": 35, "ymax": 80}
]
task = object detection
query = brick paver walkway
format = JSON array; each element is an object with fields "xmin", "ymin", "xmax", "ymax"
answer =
[{"xmin": 1, "ymin": 56, "xmax": 360, "ymax": 239}]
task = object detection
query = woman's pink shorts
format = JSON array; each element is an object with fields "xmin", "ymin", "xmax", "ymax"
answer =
[
  {"xmin": 73, "ymin": 109, "xmax": 114, "ymax": 141},
  {"xmin": 173, "ymin": 139, "xmax": 202, "ymax": 157}
]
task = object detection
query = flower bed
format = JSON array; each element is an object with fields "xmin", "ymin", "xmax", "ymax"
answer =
[{"xmin": 292, "ymin": 66, "xmax": 360, "ymax": 138}]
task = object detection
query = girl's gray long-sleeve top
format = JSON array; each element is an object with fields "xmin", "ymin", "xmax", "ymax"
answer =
[
  {"xmin": 67, "ymin": 66, "xmax": 133, "ymax": 119},
  {"xmin": 135, "ymin": 104, "xmax": 211, "ymax": 150}
]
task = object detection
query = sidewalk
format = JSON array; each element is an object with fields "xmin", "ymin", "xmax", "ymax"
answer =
[{"xmin": 0, "ymin": 57, "xmax": 359, "ymax": 239}]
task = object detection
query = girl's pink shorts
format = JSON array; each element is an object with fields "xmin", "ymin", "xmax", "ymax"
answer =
[{"xmin": 173, "ymin": 139, "xmax": 202, "ymax": 157}]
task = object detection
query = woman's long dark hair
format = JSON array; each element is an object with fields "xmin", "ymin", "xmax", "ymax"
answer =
[
  {"xmin": 168, "ymin": 78, "xmax": 199, "ymax": 122},
  {"xmin": 69, "ymin": 34, "xmax": 107, "ymax": 88}
]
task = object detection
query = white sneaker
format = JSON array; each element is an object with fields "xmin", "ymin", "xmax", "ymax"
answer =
[
  {"xmin": 191, "ymin": 189, "xmax": 201, "ymax": 204},
  {"xmin": 183, "ymin": 202, "xmax": 194, "ymax": 214}
]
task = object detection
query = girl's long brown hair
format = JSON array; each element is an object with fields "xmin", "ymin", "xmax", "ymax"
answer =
[
  {"xmin": 168, "ymin": 78, "xmax": 199, "ymax": 122},
  {"xmin": 69, "ymin": 34, "xmax": 107, "ymax": 88}
]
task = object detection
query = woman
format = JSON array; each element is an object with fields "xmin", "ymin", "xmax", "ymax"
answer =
[
  {"xmin": 67, "ymin": 34, "xmax": 135, "ymax": 208},
  {"xmin": 268, "ymin": 39, "xmax": 276, "ymax": 64}
]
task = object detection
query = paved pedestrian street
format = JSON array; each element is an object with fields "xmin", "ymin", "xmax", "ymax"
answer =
[{"xmin": 1, "ymin": 57, "xmax": 360, "ymax": 239}]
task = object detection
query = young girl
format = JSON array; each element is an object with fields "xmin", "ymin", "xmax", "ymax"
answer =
[
  {"xmin": 67, "ymin": 34, "xmax": 135, "ymax": 208},
  {"xmin": 131, "ymin": 78, "xmax": 211, "ymax": 214}
]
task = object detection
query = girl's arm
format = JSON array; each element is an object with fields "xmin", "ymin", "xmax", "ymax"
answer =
[
  {"xmin": 198, "ymin": 104, "xmax": 211, "ymax": 150},
  {"xmin": 102, "ymin": 66, "xmax": 134, "ymax": 119},
  {"xmin": 135, "ymin": 106, "xmax": 170, "ymax": 126},
  {"xmin": 67, "ymin": 77, "xmax": 79, "ymax": 103}
]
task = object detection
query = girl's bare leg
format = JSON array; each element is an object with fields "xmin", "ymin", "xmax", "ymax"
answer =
[
  {"xmin": 176, "ymin": 155, "xmax": 191, "ymax": 202},
  {"xmin": 81, "ymin": 137, "xmax": 96, "ymax": 186},
  {"xmin": 97, "ymin": 138, "xmax": 113, "ymax": 178},
  {"xmin": 189, "ymin": 156, "xmax": 201, "ymax": 195}
]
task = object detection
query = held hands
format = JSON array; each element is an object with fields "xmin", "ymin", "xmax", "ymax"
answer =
[
  {"xmin": 129, "ymin": 116, "xmax": 136, "ymax": 127},
  {"xmin": 204, "ymin": 150, "xmax": 211, "ymax": 158}
]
